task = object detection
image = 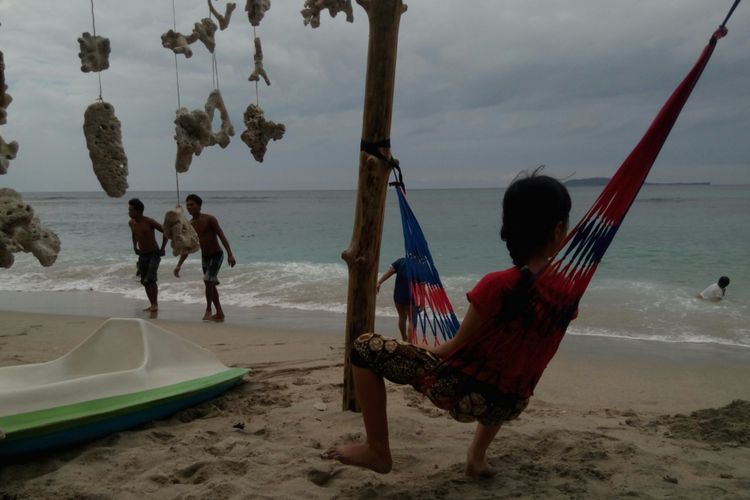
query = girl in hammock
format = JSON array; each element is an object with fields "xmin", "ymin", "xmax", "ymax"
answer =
[{"xmin": 323, "ymin": 170, "xmax": 573, "ymax": 477}]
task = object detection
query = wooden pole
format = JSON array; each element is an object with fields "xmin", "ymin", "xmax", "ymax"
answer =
[{"xmin": 341, "ymin": 0, "xmax": 406, "ymax": 411}]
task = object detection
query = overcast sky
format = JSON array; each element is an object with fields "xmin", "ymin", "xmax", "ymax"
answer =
[{"xmin": 1, "ymin": 0, "xmax": 748, "ymax": 192}]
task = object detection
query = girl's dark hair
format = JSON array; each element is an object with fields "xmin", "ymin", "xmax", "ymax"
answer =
[
  {"xmin": 500, "ymin": 169, "xmax": 571, "ymax": 267},
  {"xmin": 497, "ymin": 169, "xmax": 571, "ymax": 325}
]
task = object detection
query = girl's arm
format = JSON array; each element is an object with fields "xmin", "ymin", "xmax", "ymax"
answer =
[{"xmin": 429, "ymin": 304, "xmax": 486, "ymax": 358}]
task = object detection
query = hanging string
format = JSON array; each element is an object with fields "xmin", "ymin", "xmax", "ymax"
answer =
[
  {"xmin": 171, "ymin": 0, "xmax": 182, "ymax": 109},
  {"xmin": 89, "ymin": 0, "xmax": 103, "ymax": 101},
  {"xmin": 208, "ymin": 3, "xmax": 221, "ymax": 90},
  {"xmin": 175, "ymin": 166, "xmax": 181, "ymax": 206},
  {"xmin": 253, "ymin": 25, "xmax": 259, "ymax": 106},
  {"xmin": 171, "ymin": 0, "xmax": 181, "ymax": 205},
  {"xmin": 211, "ymin": 53, "xmax": 220, "ymax": 90}
]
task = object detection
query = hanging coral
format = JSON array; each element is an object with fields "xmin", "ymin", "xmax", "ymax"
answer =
[
  {"xmin": 174, "ymin": 108, "xmax": 212, "ymax": 173},
  {"xmin": 240, "ymin": 104, "xmax": 285, "ymax": 162},
  {"xmin": 82, "ymin": 102, "xmax": 129, "ymax": 197},
  {"xmin": 205, "ymin": 89, "xmax": 235, "ymax": 148},
  {"xmin": 0, "ymin": 50, "xmax": 18, "ymax": 175},
  {"xmin": 163, "ymin": 206, "xmax": 200, "ymax": 256},
  {"xmin": 246, "ymin": 0, "xmax": 271, "ymax": 26},
  {"xmin": 248, "ymin": 37, "xmax": 270, "ymax": 86},
  {"xmin": 0, "ymin": 51, "xmax": 10, "ymax": 125},
  {"xmin": 208, "ymin": 0, "xmax": 237, "ymax": 30},
  {"xmin": 0, "ymin": 136, "xmax": 19, "ymax": 175},
  {"xmin": 173, "ymin": 89, "xmax": 235, "ymax": 172},
  {"xmin": 0, "ymin": 188, "xmax": 61, "ymax": 269},
  {"xmin": 192, "ymin": 18, "xmax": 219, "ymax": 53},
  {"xmin": 161, "ymin": 18, "xmax": 219, "ymax": 56},
  {"xmin": 77, "ymin": 32, "xmax": 111, "ymax": 72},
  {"xmin": 161, "ymin": 30, "xmax": 195, "ymax": 58},
  {"xmin": 301, "ymin": 0, "xmax": 354, "ymax": 28}
]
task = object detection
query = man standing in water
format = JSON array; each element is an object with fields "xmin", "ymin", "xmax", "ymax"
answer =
[
  {"xmin": 128, "ymin": 198, "xmax": 167, "ymax": 317},
  {"xmin": 174, "ymin": 194, "xmax": 236, "ymax": 322}
]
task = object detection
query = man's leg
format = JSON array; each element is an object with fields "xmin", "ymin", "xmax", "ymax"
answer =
[
  {"xmin": 211, "ymin": 287, "xmax": 224, "ymax": 321},
  {"xmin": 203, "ymin": 281, "xmax": 213, "ymax": 320},
  {"xmin": 395, "ymin": 303, "xmax": 409, "ymax": 342},
  {"xmin": 145, "ymin": 283, "xmax": 158, "ymax": 309},
  {"xmin": 322, "ymin": 365, "xmax": 392, "ymax": 473}
]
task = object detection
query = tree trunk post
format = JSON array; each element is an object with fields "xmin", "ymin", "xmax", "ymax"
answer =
[{"xmin": 341, "ymin": 0, "xmax": 406, "ymax": 411}]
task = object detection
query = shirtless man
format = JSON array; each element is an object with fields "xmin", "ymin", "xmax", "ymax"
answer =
[
  {"xmin": 128, "ymin": 198, "xmax": 167, "ymax": 317},
  {"xmin": 174, "ymin": 193, "xmax": 236, "ymax": 322}
]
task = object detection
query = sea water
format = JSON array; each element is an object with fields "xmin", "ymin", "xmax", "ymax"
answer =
[{"xmin": 1, "ymin": 186, "xmax": 748, "ymax": 347}]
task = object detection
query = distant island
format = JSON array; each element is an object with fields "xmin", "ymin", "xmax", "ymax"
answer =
[{"xmin": 564, "ymin": 177, "xmax": 710, "ymax": 187}]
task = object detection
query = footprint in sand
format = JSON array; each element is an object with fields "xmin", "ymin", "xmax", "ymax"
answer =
[
  {"xmin": 149, "ymin": 430, "xmax": 176, "ymax": 442},
  {"xmin": 307, "ymin": 466, "xmax": 343, "ymax": 486}
]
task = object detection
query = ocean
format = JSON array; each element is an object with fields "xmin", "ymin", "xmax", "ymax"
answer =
[{"xmin": 1, "ymin": 186, "xmax": 748, "ymax": 348}]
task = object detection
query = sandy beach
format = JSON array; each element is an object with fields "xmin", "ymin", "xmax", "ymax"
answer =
[{"xmin": 1, "ymin": 307, "xmax": 750, "ymax": 499}]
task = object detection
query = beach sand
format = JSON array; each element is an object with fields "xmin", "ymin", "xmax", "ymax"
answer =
[{"xmin": 2, "ymin": 309, "xmax": 750, "ymax": 498}]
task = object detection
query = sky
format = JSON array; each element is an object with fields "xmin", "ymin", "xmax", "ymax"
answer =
[{"xmin": 0, "ymin": 0, "xmax": 748, "ymax": 192}]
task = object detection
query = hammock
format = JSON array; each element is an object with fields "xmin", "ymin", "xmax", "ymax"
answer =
[
  {"xmin": 393, "ymin": 183, "xmax": 460, "ymax": 345},
  {"xmin": 387, "ymin": 9, "xmax": 737, "ymax": 372},
  {"xmin": 442, "ymin": 22, "xmax": 735, "ymax": 397}
]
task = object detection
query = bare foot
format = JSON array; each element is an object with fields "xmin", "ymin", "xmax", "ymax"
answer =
[
  {"xmin": 149, "ymin": 309, "xmax": 158, "ymax": 319},
  {"xmin": 143, "ymin": 305, "xmax": 158, "ymax": 312},
  {"xmin": 211, "ymin": 314, "xmax": 225, "ymax": 323},
  {"xmin": 202, "ymin": 311, "xmax": 213, "ymax": 321},
  {"xmin": 320, "ymin": 443, "xmax": 392, "ymax": 474},
  {"xmin": 465, "ymin": 456, "xmax": 496, "ymax": 479}
]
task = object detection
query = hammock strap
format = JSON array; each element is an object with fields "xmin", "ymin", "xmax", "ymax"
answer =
[
  {"xmin": 545, "ymin": 21, "xmax": 730, "ymax": 301},
  {"xmin": 721, "ymin": 0, "xmax": 742, "ymax": 28},
  {"xmin": 361, "ymin": 139, "xmax": 400, "ymax": 171}
]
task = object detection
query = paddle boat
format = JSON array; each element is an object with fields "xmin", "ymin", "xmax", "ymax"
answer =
[{"xmin": 0, "ymin": 318, "xmax": 247, "ymax": 460}]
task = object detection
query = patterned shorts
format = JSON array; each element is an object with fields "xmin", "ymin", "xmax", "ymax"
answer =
[
  {"xmin": 201, "ymin": 251, "xmax": 223, "ymax": 284},
  {"xmin": 351, "ymin": 333, "xmax": 529, "ymax": 426},
  {"xmin": 137, "ymin": 252, "xmax": 161, "ymax": 285}
]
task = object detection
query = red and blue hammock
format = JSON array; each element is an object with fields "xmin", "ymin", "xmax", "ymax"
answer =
[
  {"xmin": 392, "ymin": 15, "xmax": 736, "ymax": 358},
  {"xmin": 393, "ymin": 183, "xmax": 460, "ymax": 345}
]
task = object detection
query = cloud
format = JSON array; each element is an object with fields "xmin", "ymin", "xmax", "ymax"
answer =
[{"xmin": 0, "ymin": 0, "xmax": 748, "ymax": 193}]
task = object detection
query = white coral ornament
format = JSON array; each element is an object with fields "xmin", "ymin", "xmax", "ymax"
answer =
[
  {"xmin": 192, "ymin": 18, "xmax": 219, "ymax": 53},
  {"xmin": 163, "ymin": 206, "xmax": 200, "ymax": 256},
  {"xmin": 77, "ymin": 32, "xmax": 111, "ymax": 73},
  {"xmin": 240, "ymin": 104, "xmax": 285, "ymax": 162},
  {"xmin": 1, "ymin": 50, "xmax": 12, "ymax": 126},
  {"xmin": 246, "ymin": 0, "xmax": 271, "ymax": 26},
  {"xmin": 208, "ymin": 0, "xmax": 237, "ymax": 30},
  {"xmin": 83, "ymin": 102, "xmax": 129, "ymax": 197},
  {"xmin": 301, "ymin": 0, "xmax": 354, "ymax": 28},
  {"xmin": 174, "ymin": 107, "xmax": 212, "ymax": 173},
  {"xmin": 205, "ymin": 89, "xmax": 235, "ymax": 148},
  {"xmin": 0, "ymin": 188, "xmax": 61, "ymax": 268},
  {"xmin": 248, "ymin": 37, "xmax": 270, "ymax": 86},
  {"xmin": 161, "ymin": 30, "xmax": 194, "ymax": 58},
  {"xmin": 0, "ymin": 136, "xmax": 19, "ymax": 175}
]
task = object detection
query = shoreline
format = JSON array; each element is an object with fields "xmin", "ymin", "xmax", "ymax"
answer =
[{"xmin": 3, "ymin": 288, "xmax": 749, "ymax": 350}]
